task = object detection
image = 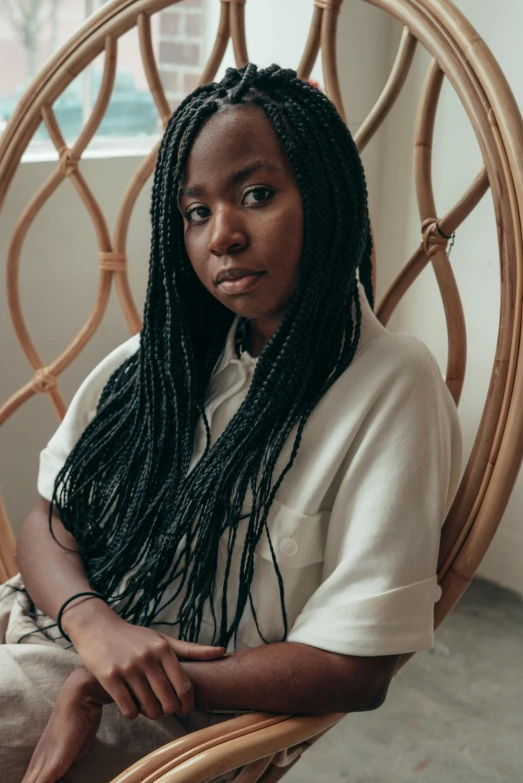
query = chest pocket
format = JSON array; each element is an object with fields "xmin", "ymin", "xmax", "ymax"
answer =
[{"xmin": 250, "ymin": 498, "xmax": 330, "ymax": 570}]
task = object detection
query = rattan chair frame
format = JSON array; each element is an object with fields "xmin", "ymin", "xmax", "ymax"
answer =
[{"xmin": 1, "ymin": 0, "xmax": 523, "ymax": 781}]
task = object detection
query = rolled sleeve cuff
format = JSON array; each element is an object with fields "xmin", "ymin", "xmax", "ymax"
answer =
[{"xmin": 286, "ymin": 576, "xmax": 442, "ymax": 656}]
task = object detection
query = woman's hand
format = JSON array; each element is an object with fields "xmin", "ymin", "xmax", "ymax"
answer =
[
  {"xmin": 21, "ymin": 667, "xmax": 105, "ymax": 783},
  {"xmin": 63, "ymin": 600, "xmax": 225, "ymax": 720}
]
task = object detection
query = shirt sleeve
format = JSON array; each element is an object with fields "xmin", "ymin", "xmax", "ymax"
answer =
[
  {"xmin": 286, "ymin": 335, "xmax": 463, "ymax": 657},
  {"xmin": 37, "ymin": 334, "xmax": 140, "ymax": 502}
]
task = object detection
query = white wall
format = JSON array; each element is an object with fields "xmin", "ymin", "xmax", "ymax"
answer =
[{"xmin": 372, "ymin": 0, "xmax": 523, "ymax": 595}]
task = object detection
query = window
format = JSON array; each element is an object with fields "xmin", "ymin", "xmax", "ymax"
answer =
[
  {"xmin": 0, "ymin": 0, "xmax": 207, "ymax": 154},
  {"xmin": 0, "ymin": 1, "xmax": 322, "ymax": 158}
]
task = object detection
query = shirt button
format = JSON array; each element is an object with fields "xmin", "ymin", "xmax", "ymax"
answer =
[{"xmin": 280, "ymin": 538, "xmax": 298, "ymax": 557}]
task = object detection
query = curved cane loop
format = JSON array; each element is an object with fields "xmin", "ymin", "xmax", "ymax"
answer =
[
  {"xmin": 109, "ymin": 713, "xmax": 290, "ymax": 783},
  {"xmin": 41, "ymin": 103, "xmax": 68, "ymax": 158},
  {"xmin": 72, "ymin": 35, "xmax": 118, "ymax": 158},
  {"xmin": 229, "ymin": 0, "xmax": 249, "ymax": 68},
  {"xmin": 206, "ymin": 0, "xmax": 248, "ymax": 71},
  {"xmin": 377, "ymin": 168, "xmax": 489, "ymax": 326},
  {"xmin": 58, "ymin": 147, "xmax": 80, "ymax": 177},
  {"xmin": 361, "ymin": 0, "xmax": 523, "ymax": 681},
  {"xmin": 144, "ymin": 713, "xmax": 341, "ymax": 783},
  {"xmin": 232, "ymin": 754, "xmax": 275, "ymax": 783},
  {"xmin": 99, "ymin": 251, "xmax": 127, "ymax": 273},
  {"xmin": 112, "ymin": 141, "xmax": 162, "ymax": 334},
  {"xmin": 45, "ymin": 275, "xmax": 113, "ymax": 395},
  {"xmin": 0, "ymin": 380, "xmax": 64, "ymax": 428},
  {"xmin": 138, "ymin": 14, "xmax": 171, "ymax": 128},
  {"xmin": 262, "ymin": 728, "xmax": 333, "ymax": 780},
  {"xmin": 421, "ymin": 217, "xmax": 451, "ymax": 257},
  {"xmin": 355, "ymin": 26, "xmax": 417, "ymax": 153},
  {"xmin": 430, "ymin": 248, "xmax": 466, "ymax": 405},
  {"xmin": 414, "ymin": 57, "xmax": 467, "ymax": 405},
  {"xmin": 31, "ymin": 367, "xmax": 58, "ymax": 394},
  {"xmin": 114, "ymin": 272, "xmax": 143, "ymax": 334},
  {"xmin": 6, "ymin": 169, "xmax": 64, "ymax": 370},
  {"xmin": 40, "ymin": 36, "xmax": 117, "ymax": 179},
  {"xmin": 485, "ymin": 109, "xmax": 523, "ymax": 463},
  {"xmin": 314, "ymin": 0, "xmax": 343, "ymax": 12},
  {"xmin": 5, "ymin": 76, "xmax": 114, "ymax": 432},
  {"xmin": 319, "ymin": 1, "xmax": 347, "ymax": 123},
  {"xmin": 199, "ymin": 0, "xmax": 230, "ymax": 86},
  {"xmin": 414, "ymin": 59, "xmax": 443, "ymax": 220},
  {"xmin": 297, "ymin": 5, "xmax": 322, "ymax": 81},
  {"xmin": 296, "ymin": 1, "xmax": 347, "ymax": 116}
]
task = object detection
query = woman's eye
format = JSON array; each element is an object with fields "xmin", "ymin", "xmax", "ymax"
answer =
[
  {"xmin": 183, "ymin": 188, "xmax": 273, "ymax": 224},
  {"xmin": 184, "ymin": 205, "xmax": 210, "ymax": 225},
  {"xmin": 243, "ymin": 187, "xmax": 274, "ymax": 206}
]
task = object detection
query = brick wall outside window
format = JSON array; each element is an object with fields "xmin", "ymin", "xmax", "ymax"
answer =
[{"xmin": 158, "ymin": 0, "xmax": 205, "ymax": 112}]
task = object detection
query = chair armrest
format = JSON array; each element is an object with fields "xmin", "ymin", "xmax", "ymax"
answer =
[{"xmin": 109, "ymin": 711, "xmax": 343, "ymax": 783}]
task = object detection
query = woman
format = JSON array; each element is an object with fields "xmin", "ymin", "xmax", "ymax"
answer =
[{"xmin": 0, "ymin": 63, "xmax": 463, "ymax": 783}]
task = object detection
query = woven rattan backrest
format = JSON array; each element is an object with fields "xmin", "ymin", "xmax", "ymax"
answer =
[{"xmin": 1, "ymin": 0, "xmax": 523, "ymax": 678}]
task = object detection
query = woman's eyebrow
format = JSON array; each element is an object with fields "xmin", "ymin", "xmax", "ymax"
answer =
[{"xmin": 178, "ymin": 160, "xmax": 282, "ymax": 200}]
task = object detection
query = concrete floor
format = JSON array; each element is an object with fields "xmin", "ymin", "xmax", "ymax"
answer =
[{"xmin": 286, "ymin": 577, "xmax": 523, "ymax": 783}]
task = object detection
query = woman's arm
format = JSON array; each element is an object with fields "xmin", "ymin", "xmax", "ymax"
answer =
[
  {"xmin": 22, "ymin": 648, "xmax": 396, "ymax": 783},
  {"xmin": 21, "ymin": 667, "xmax": 106, "ymax": 783},
  {"xmin": 16, "ymin": 496, "xmax": 118, "ymax": 632},
  {"xmin": 183, "ymin": 643, "xmax": 399, "ymax": 715},
  {"xmin": 55, "ymin": 640, "xmax": 398, "ymax": 719},
  {"xmin": 16, "ymin": 497, "xmax": 226, "ymax": 719}
]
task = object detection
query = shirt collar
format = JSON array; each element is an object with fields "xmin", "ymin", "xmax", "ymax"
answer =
[
  {"xmin": 211, "ymin": 312, "xmax": 242, "ymax": 377},
  {"xmin": 212, "ymin": 285, "xmax": 374, "ymax": 377}
]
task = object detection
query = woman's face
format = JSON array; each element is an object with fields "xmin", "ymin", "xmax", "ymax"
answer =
[{"xmin": 178, "ymin": 103, "xmax": 304, "ymax": 325}]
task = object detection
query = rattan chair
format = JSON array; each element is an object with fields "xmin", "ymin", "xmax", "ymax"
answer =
[{"xmin": 1, "ymin": 1, "xmax": 523, "ymax": 781}]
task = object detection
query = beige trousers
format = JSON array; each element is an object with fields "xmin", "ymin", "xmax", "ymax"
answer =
[{"xmin": 0, "ymin": 575, "xmax": 238, "ymax": 783}]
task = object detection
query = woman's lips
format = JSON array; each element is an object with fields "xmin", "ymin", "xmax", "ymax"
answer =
[{"xmin": 218, "ymin": 272, "xmax": 265, "ymax": 294}]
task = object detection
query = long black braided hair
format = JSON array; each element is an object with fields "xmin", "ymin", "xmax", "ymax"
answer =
[{"xmin": 46, "ymin": 63, "xmax": 374, "ymax": 649}]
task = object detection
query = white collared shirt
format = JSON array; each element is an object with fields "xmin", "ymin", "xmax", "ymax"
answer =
[{"xmin": 37, "ymin": 287, "xmax": 463, "ymax": 656}]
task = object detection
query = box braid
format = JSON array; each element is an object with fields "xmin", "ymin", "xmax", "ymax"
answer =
[{"xmin": 43, "ymin": 63, "xmax": 374, "ymax": 649}]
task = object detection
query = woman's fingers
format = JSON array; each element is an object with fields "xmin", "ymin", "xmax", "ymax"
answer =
[
  {"xmin": 80, "ymin": 630, "xmax": 223, "ymax": 721},
  {"xmin": 125, "ymin": 672, "xmax": 165, "ymax": 720},
  {"xmin": 23, "ymin": 747, "xmax": 75, "ymax": 783},
  {"xmin": 76, "ymin": 709, "xmax": 103, "ymax": 759},
  {"xmin": 100, "ymin": 676, "xmax": 140, "ymax": 720},
  {"xmin": 30, "ymin": 757, "xmax": 72, "ymax": 783},
  {"xmin": 160, "ymin": 634, "xmax": 226, "ymax": 661},
  {"xmin": 160, "ymin": 651, "xmax": 195, "ymax": 715},
  {"xmin": 143, "ymin": 662, "xmax": 183, "ymax": 716},
  {"xmin": 21, "ymin": 670, "xmax": 105, "ymax": 783},
  {"xmin": 21, "ymin": 753, "xmax": 45, "ymax": 783}
]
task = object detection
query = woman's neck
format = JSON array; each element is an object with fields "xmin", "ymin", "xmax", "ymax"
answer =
[{"xmin": 239, "ymin": 311, "xmax": 285, "ymax": 358}]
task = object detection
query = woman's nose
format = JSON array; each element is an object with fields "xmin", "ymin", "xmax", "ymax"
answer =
[{"xmin": 208, "ymin": 207, "xmax": 248, "ymax": 257}]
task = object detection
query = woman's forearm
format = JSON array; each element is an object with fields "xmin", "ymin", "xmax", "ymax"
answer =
[
  {"xmin": 68, "ymin": 639, "xmax": 397, "ymax": 718},
  {"xmin": 182, "ymin": 642, "xmax": 398, "ymax": 715},
  {"xmin": 16, "ymin": 497, "xmax": 118, "ymax": 636}
]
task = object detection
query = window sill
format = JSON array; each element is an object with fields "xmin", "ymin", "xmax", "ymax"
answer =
[{"xmin": 20, "ymin": 135, "xmax": 162, "ymax": 164}]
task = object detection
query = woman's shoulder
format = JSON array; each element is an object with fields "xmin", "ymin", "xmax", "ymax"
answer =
[
  {"xmin": 74, "ymin": 332, "xmax": 140, "ymax": 392},
  {"xmin": 56, "ymin": 334, "xmax": 140, "ymax": 432},
  {"xmin": 353, "ymin": 286, "xmax": 447, "ymax": 394},
  {"xmin": 91, "ymin": 332, "xmax": 141, "ymax": 374},
  {"xmin": 338, "ymin": 289, "xmax": 461, "ymax": 448},
  {"xmin": 37, "ymin": 334, "xmax": 142, "ymax": 500}
]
